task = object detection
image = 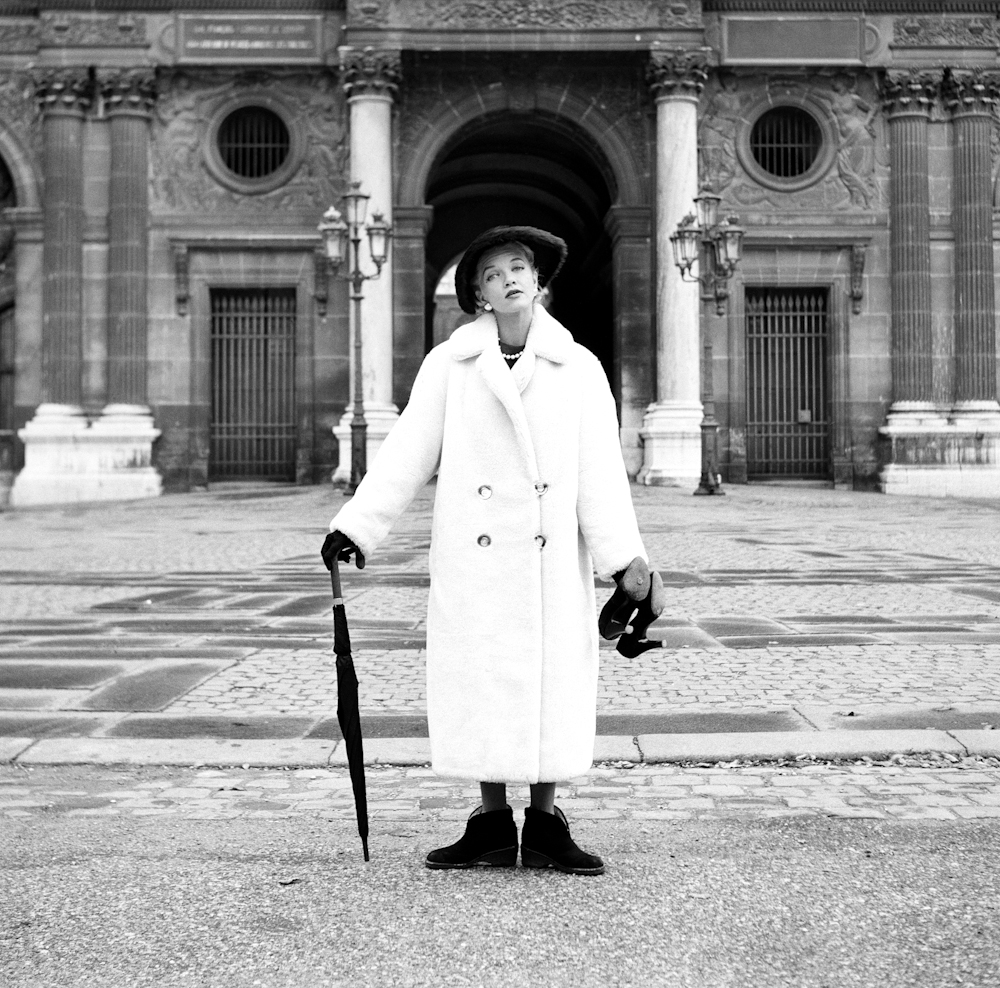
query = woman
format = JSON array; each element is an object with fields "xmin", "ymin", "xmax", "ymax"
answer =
[{"xmin": 322, "ymin": 226, "xmax": 663, "ymax": 875}]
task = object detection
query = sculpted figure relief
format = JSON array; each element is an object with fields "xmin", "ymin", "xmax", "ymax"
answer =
[{"xmin": 823, "ymin": 74, "xmax": 878, "ymax": 210}]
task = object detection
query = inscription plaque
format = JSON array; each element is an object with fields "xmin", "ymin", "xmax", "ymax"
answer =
[{"xmin": 177, "ymin": 15, "xmax": 323, "ymax": 63}]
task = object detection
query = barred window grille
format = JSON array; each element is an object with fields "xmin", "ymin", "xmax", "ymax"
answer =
[
  {"xmin": 210, "ymin": 289, "xmax": 297, "ymax": 480},
  {"xmin": 217, "ymin": 107, "xmax": 290, "ymax": 180},
  {"xmin": 749, "ymin": 107, "xmax": 822, "ymax": 179},
  {"xmin": 746, "ymin": 288, "xmax": 830, "ymax": 480}
]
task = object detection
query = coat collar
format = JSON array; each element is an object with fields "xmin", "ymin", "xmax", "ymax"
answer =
[
  {"xmin": 448, "ymin": 303, "xmax": 574, "ymax": 364},
  {"xmin": 447, "ymin": 303, "xmax": 574, "ymax": 484}
]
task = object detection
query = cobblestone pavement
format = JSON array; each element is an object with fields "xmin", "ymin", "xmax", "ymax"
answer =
[
  {"xmin": 4, "ymin": 755, "xmax": 1000, "ymax": 823},
  {"xmin": 2, "ymin": 482, "xmax": 1000, "ymax": 746}
]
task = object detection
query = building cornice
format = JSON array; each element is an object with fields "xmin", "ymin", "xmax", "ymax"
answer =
[
  {"xmin": 705, "ymin": 1, "xmax": 999, "ymax": 12},
  {"xmin": 0, "ymin": 0, "xmax": 342, "ymax": 11}
]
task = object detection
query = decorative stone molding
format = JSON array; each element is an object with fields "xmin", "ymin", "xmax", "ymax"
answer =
[
  {"xmin": 0, "ymin": 21, "xmax": 39, "ymax": 54},
  {"xmin": 340, "ymin": 47, "xmax": 402, "ymax": 99},
  {"xmin": 0, "ymin": 72, "xmax": 43, "ymax": 163},
  {"xmin": 313, "ymin": 248, "xmax": 329, "ymax": 318},
  {"xmin": 647, "ymin": 48, "xmax": 710, "ymax": 101},
  {"xmin": 879, "ymin": 71, "xmax": 940, "ymax": 118},
  {"xmin": 173, "ymin": 244, "xmax": 189, "ymax": 316},
  {"xmin": 943, "ymin": 70, "xmax": 1000, "ymax": 117},
  {"xmin": 892, "ymin": 17, "xmax": 999, "ymax": 50},
  {"xmin": 34, "ymin": 70, "xmax": 93, "ymax": 116},
  {"xmin": 39, "ymin": 12, "xmax": 147, "ymax": 49},
  {"xmin": 850, "ymin": 243, "xmax": 865, "ymax": 315},
  {"xmin": 101, "ymin": 69, "xmax": 157, "ymax": 116},
  {"xmin": 349, "ymin": 0, "xmax": 701, "ymax": 29}
]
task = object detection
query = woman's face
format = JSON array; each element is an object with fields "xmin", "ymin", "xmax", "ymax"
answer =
[{"xmin": 475, "ymin": 248, "xmax": 538, "ymax": 316}]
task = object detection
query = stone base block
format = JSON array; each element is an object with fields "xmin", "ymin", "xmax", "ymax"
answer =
[
  {"xmin": 331, "ymin": 402, "xmax": 400, "ymax": 485},
  {"xmin": 10, "ymin": 403, "xmax": 162, "ymax": 507},
  {"xmin": 878, "ymin": 407, "xmax": 1000, "ymax": 498},
  {"xmin": 637, "ymin": 401, "xmax": 703, "ymax": 487}
]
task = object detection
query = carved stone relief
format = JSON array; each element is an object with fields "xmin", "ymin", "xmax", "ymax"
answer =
[
  {"xmin": 150, "ymin": 70, "xmax": 347, "ymax": 215},
  {"xmin": 992, "ymin": 105, "xmax": 1000, "ymax": 209},
  {"xmin": 0, "ymin": 21, "xmax": 39, "ymax": 54},
  {"xmin": 0, "ymin": 72, "xmax": 42, "ymax": 163},
  {"xmin": 349, "ymin": 0, "xmax": 701, "ymax": 30},
  {"xmin": 893, "ymin": 17, "xmax": 999, "ymax": 49},
  {"xmin": 39, "ymin": 13, "xmax": 148, "ymax": 48},
  {"xmin": 698, "ymin": 72, "xmax": 886, "ymax": 214}
]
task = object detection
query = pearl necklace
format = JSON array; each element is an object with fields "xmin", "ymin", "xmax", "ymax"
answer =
[{"xmin": 502, "ymin": 349, "xmax": 524, "ymax": 362}]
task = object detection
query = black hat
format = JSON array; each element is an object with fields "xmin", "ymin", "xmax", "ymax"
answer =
[{"xmin": 455, "ymin": 226, "xmax": 568, "ymax": 315}]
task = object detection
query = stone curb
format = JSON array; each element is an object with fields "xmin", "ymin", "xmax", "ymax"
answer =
[{"xmin": 4, "ymin": 730, "xmax": 998, "ymax": 768}]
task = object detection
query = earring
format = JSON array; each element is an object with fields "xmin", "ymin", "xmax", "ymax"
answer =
[{"xmin": 483, "ymin": 302, "xmax": 493, "ymax": 312}]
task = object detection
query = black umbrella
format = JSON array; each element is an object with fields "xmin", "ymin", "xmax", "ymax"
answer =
[{"xmin": 330, "ymin": 559, "xmax": 369, "ymax": 862}]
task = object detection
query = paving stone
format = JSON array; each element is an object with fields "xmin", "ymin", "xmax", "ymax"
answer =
[
  {"xmin": 104, "ymin": 714, "xmax": 317, "ymax": 740},
  {"xmin": 81, "ymin": 662, "xmax": 232, "ymax": 712},
  {"xmin": 0, "ymin": 662, "xmax": 123, "ymax": 690}
]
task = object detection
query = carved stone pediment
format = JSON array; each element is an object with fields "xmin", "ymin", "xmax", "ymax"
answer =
[{"xmin": 348, "ymin": 0, "xmax": 702, "ymax": 30}]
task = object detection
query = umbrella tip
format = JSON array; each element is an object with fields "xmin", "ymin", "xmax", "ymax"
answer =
[{"xmin": 363, "ymin": 838, "xmax": 370, "ymax": 863}]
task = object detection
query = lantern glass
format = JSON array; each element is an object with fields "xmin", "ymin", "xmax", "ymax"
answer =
[
  {"xmin": 318, "ymin": 207, "xmax": 348, "ymax": 267},
  {"xmin": 716, "ymin": 220, "xmax": 744, "ymax": 269},
  {"xmin": 694, "ymin": 191, "xmax": 721, "ymax": 231},
  {"xmin": 342, "ymin": 182, "xmax": 369, "ymax": 228},
  {"xmin": 367, "ymin": 212, "xmax": 391, "ymax": 266},
  {"xmin": 670, "ymin": 224, "xmax": 700, "ymax": 273}
]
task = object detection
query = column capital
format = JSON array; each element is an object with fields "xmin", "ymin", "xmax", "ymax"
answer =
[
  {"xmin": 942, "ymin": 69, "xmax": 1000, "ymax": 118},
  {"xmin": 879, "ymin": 70, "xmax": 940, "ymax": 118},
  {"xmin": 339, "ymin": 46, "xmax": 401, "ymax": 100},
  {"xmin": 33, "ymin": 69, "xmax": 92, "ymax": 116},
  {"xmin": 646, "ymin": 48, "xmax": 710, "ymax": 102},
  {"xmin": 101, "ymin": 68, "xmax": 157, "ymax": 117}
]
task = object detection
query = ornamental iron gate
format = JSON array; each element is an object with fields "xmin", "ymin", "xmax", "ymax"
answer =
[
  {"xmin": 210, "ymin": 288, "xmax": 296, "ymax": 480},
  {"xmin": 745, "ymin": 287, "xmax": 830, "ymax": 479}
]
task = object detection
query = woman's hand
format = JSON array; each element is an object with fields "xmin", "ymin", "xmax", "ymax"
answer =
[{"xmin": 321, "ymin": 530, "xmax": 366, "ymax": 570}]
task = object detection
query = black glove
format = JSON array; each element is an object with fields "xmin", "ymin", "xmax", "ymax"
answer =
[{"xmin": 321, "ymin": 530, "xmax": 366, "ymax": 571}]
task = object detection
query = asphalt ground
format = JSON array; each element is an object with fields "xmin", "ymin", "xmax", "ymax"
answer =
[{"xmin": 4, "ymin": 481, "xmax": 1000, "ymax": 987}]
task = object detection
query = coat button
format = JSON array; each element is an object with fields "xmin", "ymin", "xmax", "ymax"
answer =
[
  {"xmin": 534, "ymin": 482, "xmax": 548, "ymax": 495},
  {"xmin": 535, "ymin": 535, "xmax": 546, "ymax": 548},
  {"xmin": 477, "ymin": 534, "xmax": 491, "ymax": 547},
  {"xmin": 478, "ymin": 485, "xmax": 492, "ymax": 499}
]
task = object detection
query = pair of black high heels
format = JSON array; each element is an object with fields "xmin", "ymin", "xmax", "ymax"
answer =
[
  {"xmin": 425, "ymin": 805, "xmax": 605, "ymax": 876},
  {"xmin": 599, "ymin": 556, "xmax": 666, "ymax": 657}
]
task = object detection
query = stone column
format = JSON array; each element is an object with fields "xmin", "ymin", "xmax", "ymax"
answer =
[
  {"xmin": 11, "ymin": 71, "xmax": 92, "ymax": 506},
  {"xmin": 944, "ymin": 70, "xmax": 1000, "ymax": 414},
  {"xmin": 879, "ymin": 70, "xmax": 1000, "ymax": 497},
  {"xmin": 392, "ymin": 205, "xmax": 434, "ymax": 407},
  {"xmin": 332, "ymin": 46, "xmax": 401, "ymax": 484},
  {"xmin": 88, "ymin": 68, "xmax": 161, "ymax": 500},
  {"xmin": 881, "ymin": 71, "xmax": 938, "ymax": 417},
  {"xmin": 639, "ymin": 49, "xmax": 708, "ymax": 486}
]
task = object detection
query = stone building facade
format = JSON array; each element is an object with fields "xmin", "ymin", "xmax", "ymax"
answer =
[{"xmin": 0, "ymin": 0, "xmax": 997, "ymax": 503}]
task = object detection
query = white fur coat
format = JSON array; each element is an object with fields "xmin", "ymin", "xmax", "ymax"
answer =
[{"xmin": 331, "ymin": 304, "xmax": 647, "ymax": 783}]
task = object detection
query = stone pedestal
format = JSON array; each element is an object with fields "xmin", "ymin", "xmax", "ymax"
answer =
[
  {"xmin": 10, "ymin": 403, "xmax": 161, "ymax": 506},
  {"xmin": 639, "ymin": 51, "xmax": 707, "ymax": 486},
  {"xmin": 331, "ymin": 404, "xmax": 401, "ymax": 486}
]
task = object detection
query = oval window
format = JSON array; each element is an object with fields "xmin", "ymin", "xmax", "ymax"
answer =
[
  {"xmin": 217, "ymin": 106, "xmax": 290, "ymax": 180},
  {"xmin": 749, "ymin": 106, "xmax": 823, "ymax": 180}
]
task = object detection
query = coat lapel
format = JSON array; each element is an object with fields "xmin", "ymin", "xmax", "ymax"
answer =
[{"xmin": 450, "ymin": 305, "xmax": 576, "ymax": 482}]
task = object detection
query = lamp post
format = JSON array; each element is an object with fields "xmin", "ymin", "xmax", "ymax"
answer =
[
  {"xmin": 318, "ymin": 182, "xmax": 392, "ymax": 494},
  {"xmin": 670, "ymin": 191, "xmax": 744, "ymax": 496}
]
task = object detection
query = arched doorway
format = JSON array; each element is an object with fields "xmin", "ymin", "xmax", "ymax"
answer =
[{"xmin": 424, "ymin": 112, "xmax": 616, "ymax": 377}]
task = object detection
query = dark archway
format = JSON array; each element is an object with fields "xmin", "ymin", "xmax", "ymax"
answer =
[{"xmin": 424, "ymin": 112, "xmax": 616, "ymax": 377}]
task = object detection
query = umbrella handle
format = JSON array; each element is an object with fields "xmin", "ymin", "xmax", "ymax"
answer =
[{"xmin": 330, "ymin": 556, "xmax": 343, "ymax": 602}]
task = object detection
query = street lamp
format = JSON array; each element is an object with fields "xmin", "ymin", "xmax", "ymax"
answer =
[
  {"xmin": 318, "ymin": 182, "xmax": 392, "ymax": 494},
  {"xmin": 670, "ymin": 191, "xmax": 745, "ymax": 497}
]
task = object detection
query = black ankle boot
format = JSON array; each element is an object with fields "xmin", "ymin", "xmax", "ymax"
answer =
[
  {"xmin": 521, "ymin": 806, "xmax": 605, "ymax": 875},
  {"xmin": 425, "ymin": 806, "xmax": 518, "ymax": 869}
]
